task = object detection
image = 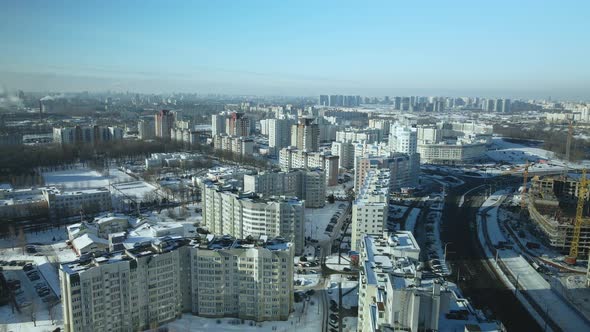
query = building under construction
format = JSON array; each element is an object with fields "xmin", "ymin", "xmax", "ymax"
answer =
[{"xmin": 527, "ymin": 174, "xmax": 590, "ymax": 256}]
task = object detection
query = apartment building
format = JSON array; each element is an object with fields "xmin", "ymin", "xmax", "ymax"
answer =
[
  {"xmin": 213, "ymin": 134, "xmax": 254, "ymax": 156},
  {"xmin": 268, "ymin": 118, "xmax": 292, "ymax": 156},
  {"xmin": 60, "ymin": 236, "xmax": 293, "ymax": 332},
  {"xmin": 243, "ymin": 169, "xmax": 326, "ymax": 208},
  {"xmin": 351, "ymin": 169, "xmax": 389, "ymax": 251},
  {"xmin": 155, "ymin": 109, "xmax": 175, "ymax": 139},
  {"xmin": 201, "ymin": 181, "xmax": 305, "ymax": 254},
  {"xmin": 354, "ymin": 154, "xmax": 412, "ymax": 195},
  {"xmin": 53, "ymin": 126, "xmax": 124, "ymax": 145},
  {"xmin": 357, "ymin": 233, "xmax": 501, "ymax": 332},
  {"xmin": 290, "ymin": 117, "xmax": 320, "ymax": 152},
  {"xmin": 418, "ymin": 141, "xmax": 487, "ymax": 164},
  {"xmin": 43, "ymin": 187, "xmax": 112, "ymax": 220},
  {"xmin": 331, "ymin": 141, "xmax": 355, "ymax": 169},
  {"xmin": 279, "ymin": 147, "xmax": 339, "ymax": 186},
  {"xmin": 335, "ymin": 128, "xmax": 381, "ymax": 144}
]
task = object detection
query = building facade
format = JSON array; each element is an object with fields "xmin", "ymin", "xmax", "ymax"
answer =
[
  {"xmin": 290, "ymin": 117, "xmax": 320, "ymax": 152},
  {"xmin": 60, "ymin": 236, "xmax": 294, "ymax": 332},
  {"xmin": 155, "ymin": 110, "xmax": 175, "ymax": 139},
  {"xmin": 243, "ymin": 169, "xmax": 326, "ymax": 208},
  {"xmin": 43, "ymin": 187, "xmax": 112, "ymax": 220},
  {"xmin": 201, "ymin": 182, "xmax": 305, "ymax": 254},
  {"xmin": 279, "ymin": 147, "xmax": 339, "ymax": 186}
]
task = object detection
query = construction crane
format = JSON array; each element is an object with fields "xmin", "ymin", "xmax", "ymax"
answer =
[
  {"xmin": 520, "ymin": 163, "xmax": 530, "ymax": 211},
  {"xmin": 565, "ymin": 169, "xmax": 587, "ymax": 265}
]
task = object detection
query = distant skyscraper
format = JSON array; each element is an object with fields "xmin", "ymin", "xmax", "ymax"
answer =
[
  {"xmin": 394, "ymin": 97, "xmax": 402, "ymax": 110},
  {"xmin": 138, "ymin": 119, "xmax": 155, "ymax": 140},
  {"xmin": 319, "ymin": 95, "xmax": 329, "ymax": 106},
  {"xmin": 291, "ymin": 117, "xmax": 319, "ymax": 152},
  {"xmin": 269, "ymin": 118, "xmax": 292, "ymax": 155},
  {"xmin": 494, "ymin": 98, "xmax": 503, "ymax": 112},
  {"xmin": 155, "ymin": 109, "xmax": 175, "ymax": 139},
  {"xmin": 502, "ymin": 99, "xmax": 511, "ymax": 113},
  {"xmin": 211, "ymin": 114, "xmax": 226, "ymax": 136},
  {"xmin": 484, "ymin": 99, "xmax": 495, "ymax": 112},
  {"xmin": 226, "ymin": 112, "xmax": 251, "ymax": 137}
]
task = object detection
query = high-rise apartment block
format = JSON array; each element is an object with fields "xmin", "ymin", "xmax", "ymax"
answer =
[
  {"xmin": 213, "ymin": 134, "xmax": 255, "ymax": 156},
  {"xmin": 53, "ymin": 126, "xmax": 124, "ymax": 145},
  {"xmin": 357, "ymin": 233, "xmax": 500, "ymax": 332},
  {"xmin": 354, "ymin": 154, "xmax": 412, "ymax": 194},
  {"xmin": 351, "ymin": 169, "xmax": 389, "ymax": 251},
  {"xmin": 138, "ymin": 119, "xmax": 155, "ymax": 140},
  {"xmin": 211, "ymin": 114, "xmax": 226, "ymax": 136},
  {"xmin": 155, "ymin": 109, "xmax": 175, "ymax": 139},
  {"xmin": 60, "ymin": 236, "xmax": 294, "ymax": 332},
  {"xmin": 226, "ymin": 112, "xmax": 251, "ymax": 137},
  {"xmin": 279, "ymin": 147, "xmax": 339, "ymax": 186},
  {"xmin": 201, "ymin": 182, "xmax": 305, "ymax": 254},
  {"xmin": 244, "ymin": 169, "xmax": 326, "ymax": 208},
  {"xmin": 331, "ymin": 141, "xmax": 355, "ymax": 169},
  {"xmin": 389, "ymin": 123, "xmax": 420, "ymax": 187},
  {"xmin": 291, "ymin": 117, "xmax": 319, "ymax": 152},
  {"xmin": 324, "ymin": 95, "xmax": 361, "ymax": 107},
  {"xmin": 268, "ymin": 118, "xmax": 292, "ymax": 155}
]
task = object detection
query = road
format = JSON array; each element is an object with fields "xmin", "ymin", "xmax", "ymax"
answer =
[{"xmin": 441, "ymin": 178, "xmax": 543, "ymax": 331}]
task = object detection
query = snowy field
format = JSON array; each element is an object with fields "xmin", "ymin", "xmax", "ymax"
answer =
[
  {"xmin": 111, "ymin": 181, "xmax": 158, "ymax": 201},
  {"xmin": 42, "ymin": 167, "xmax": 134, "ymax": 189},
  {"xmin": 42, "ymin": 167, "xmax": 159, "ymax": 202}
]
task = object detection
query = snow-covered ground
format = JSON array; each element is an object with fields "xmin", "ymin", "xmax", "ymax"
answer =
[
  {"xmin": 164, "ymin": 292, "xmax": 324, "ymax": 332},
  {"xmin": 325, "ymin": 254, "xmax": 352, "ymax": 272},
  {"xmin": 403, "ymin": 208, "xmax": 421, "ymax": 233},
  {"xmin": 327, "ymin": 274, "xmax": 358, "ymax": 310},
  {"xmin": 42, "ymin": 166, "xmax": 159, "ymax": 202},
  {"xmin": 43, "ymin": 167, "xmax": 133, "ymax": 188}
]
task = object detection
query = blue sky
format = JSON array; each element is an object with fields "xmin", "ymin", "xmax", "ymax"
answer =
[{"xmin": 0, "ymin": 0, "xmax": 589, "ymax": 98}]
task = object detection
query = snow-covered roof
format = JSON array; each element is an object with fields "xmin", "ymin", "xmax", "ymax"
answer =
[{"xmin": 72, "ymin": 233, "xmax": 108, "ymax": 251}]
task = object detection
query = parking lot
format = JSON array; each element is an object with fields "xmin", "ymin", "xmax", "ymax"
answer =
[{"xmin": 1, "ymin": 257, "xmax": 60, "ymax": 317}]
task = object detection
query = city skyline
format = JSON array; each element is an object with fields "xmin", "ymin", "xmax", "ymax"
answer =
[{"xmin": 1, "ymin": 1, "xmax": 589, "ymax": 99}]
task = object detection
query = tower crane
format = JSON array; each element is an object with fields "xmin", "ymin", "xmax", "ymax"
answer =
[{"xmin": 565, "ymin": 169, "xmax": 587, "ymax": 265}]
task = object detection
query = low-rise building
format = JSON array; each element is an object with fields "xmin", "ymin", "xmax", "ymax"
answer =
[{"xmin": 43, "ymin": 187, "xmax": 112, "ymax": 220}]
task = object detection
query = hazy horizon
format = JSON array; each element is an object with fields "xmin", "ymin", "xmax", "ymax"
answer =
[{"xmin": 1, "ymin": 0, "xmax": 589, "ymax": 99}]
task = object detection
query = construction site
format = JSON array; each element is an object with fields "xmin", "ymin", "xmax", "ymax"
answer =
[
  {"xmin": 524, "ymin": 121, "xmax": 590, "ymax": 263},
  {"xmin": 527, "ymin": 174, "xmax": 590, "ymax": 257}
]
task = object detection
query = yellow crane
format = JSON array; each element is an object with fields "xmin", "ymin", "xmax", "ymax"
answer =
[
  {"xmin": 520, "ymin": 163, "xmax": 530, "ymax": 211},
  {"xmin": 565, "ymin": 169, "xmax": 587, "ymax": 265}
]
